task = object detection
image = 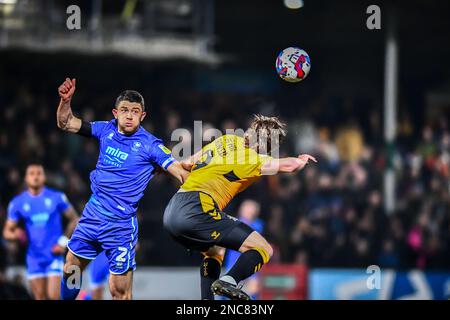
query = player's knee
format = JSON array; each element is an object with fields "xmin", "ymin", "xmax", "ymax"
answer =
[
  {"xmin": 202, "ymin": 246, "xmax": 225, "ymax": 264},
  {"xmin": 47, "ymin": 290, "xmax": 60, "ymax": 300},
  {"xmin": 110, "ymin": 283, "xmax": 131, "ymax": 300},
  {"xmin": 111, "ymin": 290, "xmax": 131, "ymax": 300},
  {"xmin": 63, "ymin": 262, "xmax": 70, "ymax": 276},
  {"xmin": 63, "ymin": 253, "xmax": 85, "ymax": 277},
  {"xmin": 203, "ymin": 254, "xmax": 224, "ymax": 266},
  {"xmin": 32, "ymin": 290, "xmax": 47, "ymax": 300},
  {"xmin": 214, "ymin": 247, "xmax": 226, "ymax": 257},
  {"xmin": 265, "ymin": 244, "xmax": 274, "ymax": 260},
  {"xmin": 63, "ymin": 261, "xmax": 75, "ymax": 276}
]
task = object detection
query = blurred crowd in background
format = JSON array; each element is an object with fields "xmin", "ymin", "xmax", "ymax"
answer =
[{"xmin": 1, "ymin": 61, "xmax": 449, "ymax": 276}]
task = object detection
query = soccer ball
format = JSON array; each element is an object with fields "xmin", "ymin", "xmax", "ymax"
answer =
[{"xmin": 275, "ymin": 47, "xmax": 311, "ymax": 83}]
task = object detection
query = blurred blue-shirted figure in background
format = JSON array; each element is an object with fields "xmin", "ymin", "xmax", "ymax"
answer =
[{"xmin": 223, "ymin": 200, "xmax": 264, "ymax": 300}]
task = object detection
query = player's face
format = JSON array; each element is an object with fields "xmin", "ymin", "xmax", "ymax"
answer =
[
  {"xmin": 25, "ymin": 165, "xmax": 46, "ymax": 189},
  {"xmin": 112, "ymin": 101, "xmax": 146, "ymax": 134}
]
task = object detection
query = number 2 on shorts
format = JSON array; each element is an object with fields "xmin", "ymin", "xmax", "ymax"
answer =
[{"xmin": 116, "ymin": 247, "xmax": 128, "ymax": 262}]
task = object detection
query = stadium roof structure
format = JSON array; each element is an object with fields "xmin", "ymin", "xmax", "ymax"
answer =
[{"xmin": 0, "ymin": 0, "xmax": 221, "ymax": 63}]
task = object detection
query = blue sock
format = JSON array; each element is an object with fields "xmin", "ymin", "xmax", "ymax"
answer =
[{"xmin": 61, "ymin": 275, "xmax": 82, "ymax": 300}]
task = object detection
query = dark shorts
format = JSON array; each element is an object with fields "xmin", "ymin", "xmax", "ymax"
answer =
[{"xmin": 163, "ymin": 191, "xmax": 254, "ymax": 252}]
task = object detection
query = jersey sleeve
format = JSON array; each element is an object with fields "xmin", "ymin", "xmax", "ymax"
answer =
[
  {"xmin": 147, "ymin": 139, "xmax": 175, "ymax": 171},
  {"xmin": 56, "ymin": 192, "xmax": 71, "ymax": 214},
  {"xmin": 7, "ymin": 200, "xmax": 21, "ymax": 222},
  {"xmin": 91, "ymin": 121, "xmax": 110, "ymax": 139}
]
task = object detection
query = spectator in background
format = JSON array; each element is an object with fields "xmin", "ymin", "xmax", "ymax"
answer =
[
  {"xmin": 378, "ymin": 239, "xmax": 400, "ymax": 268},
  {"xmin": 417, "ymin": 126, "xmax": 437, "ymax": 160}
]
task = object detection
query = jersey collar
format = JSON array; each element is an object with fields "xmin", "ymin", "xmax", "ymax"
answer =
[{"xmin": 27, "ymin": 186, "xmax": 47, "ymax": 198}]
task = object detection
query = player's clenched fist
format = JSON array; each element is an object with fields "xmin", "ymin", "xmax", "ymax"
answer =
[{"xmin": 58, "ymin": 78, "xmax": 76, "ymax": 102}]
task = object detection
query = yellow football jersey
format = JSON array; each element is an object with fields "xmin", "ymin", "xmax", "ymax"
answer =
[{"xmin": 181, "ymin": 134, "xmax": 271, "ymax": 210}]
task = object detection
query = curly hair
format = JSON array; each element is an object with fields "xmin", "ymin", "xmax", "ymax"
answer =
[{"xmin": 244, "ymin": 114, "xmax": 287, "ymax": 154}]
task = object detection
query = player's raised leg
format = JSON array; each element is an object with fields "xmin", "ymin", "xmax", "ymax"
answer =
[
  {"xmin": 105, "ymin": 241, "xmax": 135, "ymax": 300},
  {"xmin": 200, "ymin": 246, "xmax": 224, "ymax": 300},
  {"xmin": 101, "ymin": 214, "xmax": 138, "ymax": 300},
  {"xmin": 212, "ymin": 230, "xmax": 272, "ymax": 300},
  {"xmin": 61, "ymin": 250, "xmax": 91, "ymax": 300}
]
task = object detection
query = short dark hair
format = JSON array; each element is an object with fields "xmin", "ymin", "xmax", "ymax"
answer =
[
  {"xmin": 26, "ymin": 161, "xmax": 44, "ymax": 170},
  {"xmin": 23, "ymin": 161, "xmax": 44, "ymax": 176},
  {"xmin": 115, "ymin": 90, "xmax": 145, "ymax": 111}
]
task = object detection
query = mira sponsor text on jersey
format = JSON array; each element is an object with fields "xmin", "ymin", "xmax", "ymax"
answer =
[{"xmin": 89, "ymin": 119, "xmax": 174, "ymax": 219}]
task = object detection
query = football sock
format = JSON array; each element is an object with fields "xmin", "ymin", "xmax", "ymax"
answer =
[
  {"xmin": 60, "ymin": 273, "xmax": 82, "ymax": 300},
  {"xmin": 222, "ymin": 248, "xmax": 269, "ymax": 285},
  {"xmin": 201, "ymin": 256, "xmax": 222, "ymax": 300}
]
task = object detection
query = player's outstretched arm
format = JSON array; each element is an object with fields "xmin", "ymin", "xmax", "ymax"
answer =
[
  {"xmin": 2, "ymin": 220, "xmax": 20, "ymax": 241},
  {"xmin": 57, "ymin": 78, "xmax": 82, "ymax": 133},
  {"xmin": 179, "ymin": 149, "xmax": 203, "ymax": 172},
  {"xmin": 261, "ymin": 154, "xmax": 317, "ymax": 175}
]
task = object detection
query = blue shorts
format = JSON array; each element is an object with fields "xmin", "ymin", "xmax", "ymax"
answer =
[
  {"xmin": 88, "ymin": 251, "xmax": 110, "ymax": 289},
  {"xmin": 26, "ymin": 255, "xmax": 64, "ymax": 280},
  {"xmin": 68, "ymin": 202, "xmax": 138, "ymax": 275}
]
